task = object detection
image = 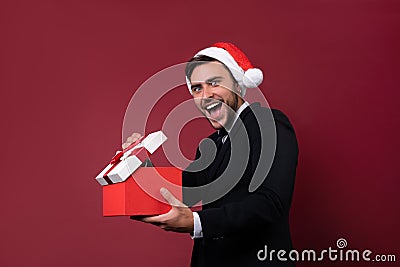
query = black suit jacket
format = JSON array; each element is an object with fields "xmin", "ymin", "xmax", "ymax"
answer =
[{"xmin": 183, "ymin": 103, "xmax": 298, "ymax": 267}]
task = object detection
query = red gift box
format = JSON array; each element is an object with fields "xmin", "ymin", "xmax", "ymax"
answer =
[{"xmin": 103, "ymin": 167, "xmax": 182, "ymax": 216}]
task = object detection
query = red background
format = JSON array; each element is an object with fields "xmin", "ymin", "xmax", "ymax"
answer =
[{"xmin": 1, "ymin": 0, "xmax": 399, "ymax": 266}]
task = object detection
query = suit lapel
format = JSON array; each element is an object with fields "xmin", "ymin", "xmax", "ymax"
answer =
[
  {"xmin": 206, "ymin": 137, "xmax": 231, "ymax": 179},
  {"xmin": 206, "ymin": 105, "xmax": 254, "ymax": 180}
]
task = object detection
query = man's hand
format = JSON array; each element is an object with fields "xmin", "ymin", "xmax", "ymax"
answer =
[
  {"xmin": 122, "ymin": 132, "xmax": 142, "ymax": 149},
  {"xmin": 136, "ymin": 188, "xmax": 194, "ymax": 233}
]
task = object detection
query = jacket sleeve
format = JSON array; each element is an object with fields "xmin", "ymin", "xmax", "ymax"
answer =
[{"xmin": 197, "ymin": 118, "xmax": 298, "ymax": 238}]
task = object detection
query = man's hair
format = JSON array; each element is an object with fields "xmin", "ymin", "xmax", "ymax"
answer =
[{"xmin": 185, "ymin": 55, "xmax": 237, "ymax": 84}]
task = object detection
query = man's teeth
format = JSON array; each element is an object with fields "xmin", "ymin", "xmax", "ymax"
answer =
[{"xmin": 206, "ymin": 102, "xmax": 221, "ymax": 110}]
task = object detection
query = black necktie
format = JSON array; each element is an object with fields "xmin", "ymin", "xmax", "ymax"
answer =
[
  {"xmin": 215, "ymin": 128, "xmax": 228, "ymax": 154},
  {"xmin": 207, "ymin": 128, "xmax": 228, "ymax": 178}
]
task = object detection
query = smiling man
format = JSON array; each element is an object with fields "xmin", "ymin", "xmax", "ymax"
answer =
[
  {"xmin": 189, "ymin": 59, "xmax": 243, "ymax": 130},
  {"xmin": 129, "ymin": 43, "xmax": 299, "ymax": 266}
]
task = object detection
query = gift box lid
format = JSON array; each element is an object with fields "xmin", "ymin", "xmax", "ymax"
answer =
[{"xmin": 96, "ymin": 131, "xmax": 167, "ymax": 186}]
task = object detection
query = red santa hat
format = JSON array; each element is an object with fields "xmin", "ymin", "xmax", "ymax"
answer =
[{"xmin": 186, "ymin": 42, "xmax": 264, "ymax": 96}]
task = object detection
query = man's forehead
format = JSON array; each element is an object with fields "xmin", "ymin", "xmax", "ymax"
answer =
[{"xmin": 190, "ymin": 61, "xmax": 230, "ymax": 82}]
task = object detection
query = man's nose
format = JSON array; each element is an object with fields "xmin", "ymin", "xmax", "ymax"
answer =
[{"xmin": 201, "ymin": 83, "xmax": 214, "ymax": 98}]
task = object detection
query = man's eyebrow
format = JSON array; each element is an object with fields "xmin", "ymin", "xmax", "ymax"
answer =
[
  {"xmin": 205, "ymin": 76, "xmax": 224, "ymax": 83},
  {"xmin": 190, "ymin": 76, "xmax": 225, "ymax": 90}
]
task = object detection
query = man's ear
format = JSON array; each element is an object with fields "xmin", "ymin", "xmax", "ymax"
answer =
[{"xmin": 235, "ymin": 83, "xmax": 242, "ymax": 96}]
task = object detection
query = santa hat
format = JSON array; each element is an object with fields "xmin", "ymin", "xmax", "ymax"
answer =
[{"xmin": 186, "ymin": 42, "xmax": 264, "ymax": 96}]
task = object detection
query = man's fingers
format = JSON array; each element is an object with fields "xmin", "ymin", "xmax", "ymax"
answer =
[
  {"xmin": 122, "ymin": 133, "xmax": 143, "ymax": 149},
  {"xmin": 160, "ymin": 188, "xmax": 184, "ymax": 207},
  {"xmin": 127, "ymin": 134, "xmax": 140, "ymax": 142},
  {"xmin": 129, "ymin": 133, "xmax": 142, "ymax": 140},
  {"xmin": 130, "ymin": 215, "xmax": 152, "ymax": 221},
  {"xmin": 122, "ymin": 143, "xmax": 129, "ymax": 149},
  {"xmin": 141, "ymin": 212, "xmax": 170, "ymax": 223}
]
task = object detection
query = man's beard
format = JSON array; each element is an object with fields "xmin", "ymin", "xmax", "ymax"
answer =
[{"xmin": 201, "ymin": 93, "xmax": 239, "ymax": 129}]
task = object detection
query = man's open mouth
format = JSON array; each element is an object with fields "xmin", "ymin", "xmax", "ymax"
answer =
[{"xmin": 203, "ymin": 101, "xmax": 223, "ymax": 119}]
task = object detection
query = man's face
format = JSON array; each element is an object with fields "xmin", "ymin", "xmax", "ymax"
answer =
[{"xmin": 189, "ymin": 61, "xmax": 242, "ymax": 130}]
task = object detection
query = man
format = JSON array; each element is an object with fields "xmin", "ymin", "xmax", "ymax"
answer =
[{"xmin": 127, "ymin": 43, "xmax": 298, "ymax": 266}]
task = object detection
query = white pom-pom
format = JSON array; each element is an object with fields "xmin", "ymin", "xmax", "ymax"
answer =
[{"xmin": 243, "ymin": 68, "xmax": 263, "ymax": 88}]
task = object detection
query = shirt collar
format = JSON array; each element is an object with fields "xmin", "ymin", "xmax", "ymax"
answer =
[{"xmin": 236, "ymin": 101, "xmax": 249, "ymax": 117}]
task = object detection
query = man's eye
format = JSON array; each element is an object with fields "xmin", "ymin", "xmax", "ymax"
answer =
[
  {"xmin": 192, "ymin": 86, "xmax": 202, "ymax": 92},
  {"xmin": 209, "ymin": 81, "xmax": 219, "ymax": 87}
]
